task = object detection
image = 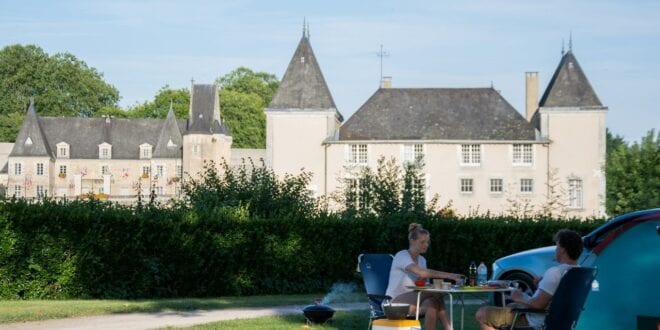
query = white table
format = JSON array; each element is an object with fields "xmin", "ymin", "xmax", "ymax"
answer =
[{"xmin": 408, "ymin": 286, "xmax": 513, "ymax": 330}]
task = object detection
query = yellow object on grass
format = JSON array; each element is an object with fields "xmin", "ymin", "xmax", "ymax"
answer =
[{"xmin": 372, "ymin": 318, "xmax": 421, "ymax": 330}]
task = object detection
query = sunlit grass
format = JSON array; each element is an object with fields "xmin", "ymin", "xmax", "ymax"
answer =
[{"xmin": 0, "ymin": 293, "xmax": 363, "ymax": 323}]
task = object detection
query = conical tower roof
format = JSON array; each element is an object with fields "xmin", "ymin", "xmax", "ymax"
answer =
[
  {"xmin": 269, "ymin": 34, "xmax": 338, "ymax": 111},
  {"xmin": 9, "ymin": 99, "xmax": 53, "ymax": 158},
  {"xmin": 153, "ymin": 105, "xmax": 183, "ymax": 158},
  {"xmin": 539, "ymin": 51, "xmax": 602, "ymax": 108}
]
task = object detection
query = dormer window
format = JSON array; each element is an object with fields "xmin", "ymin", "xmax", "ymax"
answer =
[
  {"xmin": 99, "ymin": 142, "xmax": 112, "ymax": 159},
  {"xmin": 140, "ymin": 143, "xmax": 152, "ymax": 159},
  {"xmin": 25, "ymin": 137, "xmax": 33, "ymax": 146},
  {"xmin": 56, "ymin": 142, "xmax": 70, "ymax": 158},
  {"xmin": 167, "ymin": 138, "xmax": 176, "ymax": 148}
]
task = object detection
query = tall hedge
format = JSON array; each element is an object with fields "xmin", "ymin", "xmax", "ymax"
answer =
[{"xmin": 0, "ymin": 197, "xmax": 604, "ymax": 300}]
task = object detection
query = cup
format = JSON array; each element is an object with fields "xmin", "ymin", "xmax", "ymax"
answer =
[{"xmin": 432, "ymin": 278, "xmax": 441, "ymax": 289}]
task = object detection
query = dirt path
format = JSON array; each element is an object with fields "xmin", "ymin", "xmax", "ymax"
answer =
[{"xmin": 0, "ymin": 302, "xmax": 367, "ymax": 330}]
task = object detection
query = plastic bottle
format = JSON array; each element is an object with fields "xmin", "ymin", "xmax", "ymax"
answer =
[
  {"xmin": 477, "ymin": 261, "xmax": 488, "ymax": 286},
  {"xmin": 468, "ymin": 261, "xmax": 477, "ymax": 286}
]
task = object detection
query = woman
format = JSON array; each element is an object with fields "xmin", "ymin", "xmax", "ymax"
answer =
[{"xmin": 386, "ymin": 223, "xmax": 463, "ymax": 330}]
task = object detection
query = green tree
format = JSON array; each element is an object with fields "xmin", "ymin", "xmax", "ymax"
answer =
[
  {"xmin": 216, "ymin": 67, "xmax": 279, "ymax": 148},
  {"xmin": 122, "ymin": 85, "xmax": 190, "ymax": 119},
  {"xmin": 606, "ymin": 129, "xmax": 660, "ymax": 215},
  {"xmin": 0, "ymin": 44, "xmax": 119, "ymax": 141}
]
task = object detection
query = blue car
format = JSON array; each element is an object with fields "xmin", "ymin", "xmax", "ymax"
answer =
[{"xmin": 490, "ymin": 208, "xmax": 660, "ymax": 329}]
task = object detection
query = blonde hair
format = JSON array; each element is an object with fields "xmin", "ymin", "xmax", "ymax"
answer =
[{"xmin": 408, "ymin": 223, "xmax": 429, "ymax": 240}]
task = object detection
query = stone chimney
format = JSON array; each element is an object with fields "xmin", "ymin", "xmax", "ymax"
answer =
[
  {"xmin": 525, "ymin": 72, "xmax": 538, "ymax": 121},
  {"xmin": 381, "ymin": 76, "xmax": 392, "ymax": 89}
]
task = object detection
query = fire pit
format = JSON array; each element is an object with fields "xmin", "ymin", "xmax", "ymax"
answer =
[{"xmin": 302, "ymin": 299, "xmax": 335, "ymax": 324}]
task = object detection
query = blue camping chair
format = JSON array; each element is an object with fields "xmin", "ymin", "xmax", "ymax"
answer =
[
  {"xmin": 502, "ymin": 267, "xmax": 597, "ymax": 330},
  {"xmin": 357, "ymin": 253, "xmax": 394, "ymax": 329}
]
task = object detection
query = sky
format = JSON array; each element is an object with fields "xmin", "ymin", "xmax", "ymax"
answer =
[{"xmin": 1, "ymin": 0, "xmax": 658, "ymax": 143}]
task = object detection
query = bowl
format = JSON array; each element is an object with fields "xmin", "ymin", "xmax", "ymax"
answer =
[
  {"xmin": 383, "ymin": 303, "xmax": 410, "ymax": 320},
  {"xmin": 414, "ymin": 279, "xmax": 426, "ymax": 287}
]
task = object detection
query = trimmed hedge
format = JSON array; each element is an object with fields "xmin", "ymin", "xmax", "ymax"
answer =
[{"xmin": 0, "ymin": 198, "xmax": 605, "ymax": 299}]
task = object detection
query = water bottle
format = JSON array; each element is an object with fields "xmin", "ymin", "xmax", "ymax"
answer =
[
  {"xmin": 468, "ymin": 261, "xmax": 477, "ymax": 286},
  {"xmin": 477, "ymin": 261, "xmax": 488, "ymax": 286}
]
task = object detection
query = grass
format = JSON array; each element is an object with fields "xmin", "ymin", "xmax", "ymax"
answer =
[
  {"xmin": 0, "ymin": 293, "xmax": 363, "ymax": 324},
  {"xmin": 163, "ymin": 305, "xmax": 484, "ymax": 330}
]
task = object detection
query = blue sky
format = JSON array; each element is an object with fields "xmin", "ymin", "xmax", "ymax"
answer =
[{"xmin": 1, "ymin": 0, "xmax": 658, "ymax": 142}]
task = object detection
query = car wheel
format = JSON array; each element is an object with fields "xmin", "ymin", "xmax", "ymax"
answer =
[{"xmin": 492, "ymin": 272, "xmax": 536, "ymax": 306}]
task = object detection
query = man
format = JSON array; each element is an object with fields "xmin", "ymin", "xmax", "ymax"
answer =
[{"xmin": 475, "ymin": 229, "xmax": 584, "ymax": 329}]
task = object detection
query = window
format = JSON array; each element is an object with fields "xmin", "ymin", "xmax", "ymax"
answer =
[
  {"xmin": 520, "ymin": 178, "xmax": 533, "ymax": 193},
  {"xmin": 346, "ymin": 178, "xmax": 370, "ymax": 210},
  {"xmin": 176, "ymin": 165, "xmax": 183, "ymax": 178},
  {"xmin": 156, "ymin": 165, "xmax": 164, "ymax": 178},
  {"xmin": 36, "ymin": 185, "xmax": 44, "ymax": 197},
  {"xmin": 568, "ymin": 178, "xmax": 584, "ymax": 209},
  {"xmin": 142, "ymin": 166, "xmax": 150, "ymax": 176},
  {"xmin": 348, "ymin": 144, "xmax": 368, "ymax": 164},
  {"xmin": 192, "ymin": 144, "xmax": 200, "ymax": 156},
  {"xmin": 513, "ymin": 144, "xmax": 533, "ymax": 165},
  {"xmin": 57, "ymin": 142, "xmax": 69, "ymax": 158},
  {"xmin": 460, "ymin": 178, "xmax": 474, "ymax": 193},
  {"xmin": 59, "ymin": 165, "xmax": 67, "ymax": 176},
  {"xmin": 99, "ymin": 143, "xmax": 112, "ymax": 159},
  {"xmin": 36, "ymin": 163, "xmax": 44, "ymax": 176},
  {"xmin": 14, "ymin": 185, "xmax": 21, "ymax": 197},
  {"xmin": 14, "ymin": 163, "xmax": 22, "ymax": 175},
  {"xmin": 490, "ymin": 178, "xmax": 503, "ymax": 193},
  {"xmin": 460, "ymin": 144, "xmax": 481, "ymax": 165},
  {"xmin": 101, "ymin": 165, "xmax": 110, "ymax": 175},
  {"xmin": 154, "ymin": 186, "xmax": 163, "ymax": 195},
  {"xmin": 403, "ymin": 144, "xmax": 424, "ymax": 164},
  {"xmin": 140, "ymin": 144, "xmax": 152, "ymax": 159}
]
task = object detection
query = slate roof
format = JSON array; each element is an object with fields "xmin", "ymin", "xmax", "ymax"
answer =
[
  {"xmin": 268, "ymin": 34, "xmax": 342, "ymax": 120},
  {"xmin": 539, "ymin": 51, "xmax": 602, "ymax": 108},
  {"xmin": 34, "ymin": 117, "xmax": 188, "ymax": 159},
  {"xmin": 338, "ymin": 88, "xmax": 537, "ymax": 141},
  {"xmin": 9, "ymin": 101, "xmax": 53, "ymax": 158},
  {"xmin": 187, "ymin": 84, "xmax": 229, "ymax": 134},
  {"xmin": 153, "ymin": 107, "xmax": 184, "ymax": 158}
]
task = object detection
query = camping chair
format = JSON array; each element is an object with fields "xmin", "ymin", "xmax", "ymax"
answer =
[
  {"xmin": 357, "ymin": 253, "xmax": 394, "ymax": 329},
  {"xmin": 502, "ymin": 267, "xmax": 597, "ymax": 330}
]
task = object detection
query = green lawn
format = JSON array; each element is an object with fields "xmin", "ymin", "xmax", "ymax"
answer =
[
  {"xmin": 163, "ymin": 305, "xmax": 483, "ymax": 330},
  {"xmin": 0, "ymin": 293, "xmax": 362, "ymax": 323}
]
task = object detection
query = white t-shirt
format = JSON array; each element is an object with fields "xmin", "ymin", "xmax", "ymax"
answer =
[
  {"xmin": 526, "ymin": 263, "xmax": 576, "ymax": 328},
  {"xmin": 385, "ymin": 249, "xmax": 427, "ymax": 299}
]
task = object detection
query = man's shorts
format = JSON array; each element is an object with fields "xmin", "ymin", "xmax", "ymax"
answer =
[{"xmin": 479, "ymin": 306, "xmax": 530, "ymax": 328}]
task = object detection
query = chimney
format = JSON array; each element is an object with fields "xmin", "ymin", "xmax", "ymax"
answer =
[
  {"xmin": 381, "ymin": 76, "xmax": 392, "ymax": 89},
  {"xmin": 525, "ymin": 72, "xmax": 538, "ymax": 121}
]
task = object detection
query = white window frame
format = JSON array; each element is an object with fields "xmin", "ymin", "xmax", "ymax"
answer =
[
  {"xmin": 56, "ymin": 142, "xmax": 70, "ymax": 158},
  {"xmin": 512, "ymin": 144, "xmax": 533, "ymax": 166},
  {"xmin": 99, "ymin": 143, "xmax": 112, "ymax": 159},
  {"xmin": 460, "ymin": 144, "xmax": 481, "ymax": 166},
  {"xmin": 347, "ymin": 144, "xmax": 368, "ymax": 165},
  {"xmin": 13, "ymin": 162, "xmax": 22, "ymax": 175},
  {"xmin": 36, "ymin": 185, "xmax": 45, "ymax": 197},
  {"xmin": 176, "ymin": 165, "xmax": 183, "ymax": 178},
  {"xmin": 460, "ymin": 178, "xmax": 474, "ymax": 193},
  {"xmin": 36, "ymin": 163, "xmax": 44, "ymax": 176},
  {"xmin": 567, "ymin": 178, "xmax": 584, "ymax": 209},
  {"xmin": 14, "ymin": 185, "xmax": 22, "ymax": 197},
  {"xmin": 155, "ymin": 165, "xmax": 164, "ymax": 178},
  {"xmin": 101, "ymin": 165, "xmax": 110, "ymax": 175},
  {"xmin": 59, "ymin": 165, "xmax": 67, "ymax": 176},
  {"xmin": 403, "ymin": 144, "xmax": 424, "ymax": 164},
  {"xmin": 139, "ymin": 143, "xmax": 152, "ymax": 159},
  {"xmin": 520, "ymin": 178, "xmax": 534, "ymax": 193},
  {"xmin": 490, "ymin": 178, "xmax": 503, "ymax": 193},
  {"xmin": 154, "ymin": 186, "xmax": 163, "ymax": 195},
  {"xmin": 142, "ymin": 166, "xmax": 150, "ymax": 176}
]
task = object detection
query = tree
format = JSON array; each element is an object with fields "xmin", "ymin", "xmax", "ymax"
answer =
[
  {"xmin": 122, "ymin": 85, "xmax": 190, "ymax": 119},
  {"xmin": 216, "ymin": 67, "xmax": 279, "ymax": 148},
  {"xmin": 606, "ymin": 129, "xmax": 660, "ymax": 215},
  {"xmin": 0, "ymin": 44, "xmax": 119, "ymax": 141}
]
